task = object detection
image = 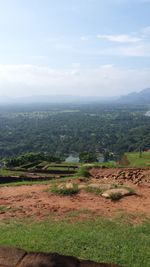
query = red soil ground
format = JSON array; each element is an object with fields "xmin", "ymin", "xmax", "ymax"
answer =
[{"xmin": 0, "ymin": 172, "xmax": 150, "ymax": 223}]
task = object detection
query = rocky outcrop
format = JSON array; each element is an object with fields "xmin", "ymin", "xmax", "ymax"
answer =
[{"xmin": 0, "ymin": 247, "xmax": 123, "ymax": 267}]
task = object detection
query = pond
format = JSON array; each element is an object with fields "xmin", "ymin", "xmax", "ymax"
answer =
[
  {"xmin": 65, "ymin": 155, "xmax": 79, "ymax": 163},
  {"xmin": 145, "ymin": 111, "xmax": 150, "ymax": 117}
]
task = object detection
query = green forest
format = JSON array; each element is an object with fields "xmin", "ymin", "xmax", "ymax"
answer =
[{"xmin": 0, "ymin": 103, "xmax": 150, "ymax": 159}]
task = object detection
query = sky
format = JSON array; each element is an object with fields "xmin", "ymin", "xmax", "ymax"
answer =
[{"xmin": 0, "ymin": 0, "xmax": 150, "ymax": 98}]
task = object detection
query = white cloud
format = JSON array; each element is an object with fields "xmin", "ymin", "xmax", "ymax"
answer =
[
  {"xmin": 97, "ymin": 34, "xmax": 142, "ymax": 43},
  {"xmin": 72, "ymin": 63, "xmax": 81, "ymax": 68},
  {"xmin": 100, "ymin": 44, "xmax": 150, "ymax": 57},
  {"xmin": 0, "ymin": 64, "xmax": 150, "ymax": 98},
  {"xmin": 80, "ymin": 35, "xmax": 91, "ymax": 41},
  {"xmin": 141, "ymin": 26, "xmax": 150, "ymax": 35}
]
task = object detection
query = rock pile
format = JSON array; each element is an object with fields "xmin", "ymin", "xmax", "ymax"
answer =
[
  {"xmin": 95, "ymin": 169, "xmax": 147, "ymax": 185},
  {"xmin": 113, "ymin": 169, "xmax": 144, "ymax": 184}
]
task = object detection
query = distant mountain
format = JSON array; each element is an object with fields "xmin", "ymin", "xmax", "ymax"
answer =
[
  {"xmin": 0, "ymin": 94, "xmax": 117, "ymax": 104},
  {"xmin": 0, "ymin": 95, "xmax": 14, "ymax": 104},
  {"xmin": 119, "ymin": 88, "xmax": 150, "ymax": 104}
]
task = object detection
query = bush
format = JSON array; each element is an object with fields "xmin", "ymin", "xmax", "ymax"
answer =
[
  {"xmin": 109, "ymin": 192, "xmax": 122, "ymax": 201},
  {"xmin": 85, "ymin": 186, "xmax": 103, "ymax": 195},
  {"xmin": 51, "ymin": 184, "xmax": 79, "ymax": 196},
  {"xmin": 77, "ymin": 167, "xmax": 90, "ymax": 178}
]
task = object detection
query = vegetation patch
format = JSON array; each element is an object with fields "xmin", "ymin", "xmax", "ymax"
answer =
[
  {"xmin": 77, "ymin": 166, "xmax": 90, "ymax": 178},
  {"xmin": 126, "ymin": 152, "xmax": 150, "ymax": 167},
  {"xmin": 0, "ymin": 218, "xmax": 149, "ymax": 267},
  {"xmin": 109, "ymin": 192, "xmax": 123, "ymax": 201},
  {"xmin": 85, "ymin": 186, "xmax": 103, "ymax": 195},
  {"xmin": 103, "ymin": 188, "xmax": 136, "ymax": 201},
  {"xmin": 93, "ymin": 162, "xmax": 117, "ymax": 168},
  {"xmin": 0, "ymin": 205, "xmax": 11, "ymax": 213},
  {"xmin": 51, "ymin": 183, "xmax": 80, "ymax": 196}
]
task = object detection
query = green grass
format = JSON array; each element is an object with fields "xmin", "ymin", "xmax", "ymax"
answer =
[
  {"xmin": 47, "ymin": 162, "xmax": 79, "ymax": 167},
  {"xmin": 77, "ymin": 166, "xmax": 90, "ymax": 178},
  {"xmin": 51, "ymin": 184, "xmax": 80, "ymax": 196},
  {"xmin": 109, "ymin": 192, "xmax": 123, "ymax": 201},
  {"xmin": 0, "ymin": 175, "xmax": 79, "ymax": 187},
  {"xmin": 0, "ymin": 169, "xmax": 25, "ymax": 177},
  {"xmin": 85, "ymin": 186, "xmax": 103, "ymax": 195},
  {"xmin": 126, "ymin": 152, "xmax": 150, "ymax": 167},
  {"xmin": 0, "ymin": 167, "xmax": 75, "ymax": 180},
  {"xmin": 92, "ymin": 162, "xmax": 117, "ymax": 168},
  {"xmin": 0, "ymin": 218, "xmax": 149, "ymax": 267},
  {"xmin": 0, "ymin": 180, "xmax": 51, "ymax": 187},
  {"xmin": 47, "ymin": 167, "xmax": 74, "ymax": 171},
  {"xmin": 0, "ymin": 205, "xmax": 10, "ymax": 212}
]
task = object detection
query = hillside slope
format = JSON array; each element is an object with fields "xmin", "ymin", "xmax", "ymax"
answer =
[{"xmin": 119, "ymin": 88, "xmax": 150, "ymax": 104}]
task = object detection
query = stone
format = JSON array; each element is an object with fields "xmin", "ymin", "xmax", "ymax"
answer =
[
  {"xmin": 65, "ymin": 183, "xmax": 74, "ymax": 189},
  {"xmin": 78, "ymin": 184, "xmax": 86, "ymax": 189},
  {"xmin": 0, "ymin": 247, "xmax": 123, "ymax": 267},
  {"xmin": 102, "ymin": 188, "xmax": 131, "ymax": 199},
  {"xmin": 88, "ymin": 183, "xmax": 100, "ymax": 189}
]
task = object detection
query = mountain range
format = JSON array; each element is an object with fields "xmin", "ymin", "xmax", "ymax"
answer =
[
  {"xmin": 0, "ymin": 94, "xmax": 117, "ymax": 104},
  {"xmin": 0, "ymin": 88, "xmax": 150, "ymax": 104},
  {"xmin": 118, "ymin": 88, "xmax": 150, "ymax": 104}
]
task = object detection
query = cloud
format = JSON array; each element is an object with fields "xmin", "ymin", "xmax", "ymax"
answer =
[
  {"xmin": 80, "ymin": 36, "xmax": 91, "ymax": 41},
  {"xmin": 0, "ymin": 64, "xmax": 150, "ymax": 98},
  {"xmin": 97, "ymin": 34, "xmax": 142, "ymax": 43},
  {"xmin": 100, "ymin": 44, "xmax": 150, "ymax": 57},
  {"xmin": 141, "ymin": 26, "xmax": 150, "ymax": 35}
]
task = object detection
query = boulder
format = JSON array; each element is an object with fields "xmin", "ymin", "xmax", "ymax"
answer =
[
  {"xmin": 78, "ymin": 184, "xmax": 86, "ymax": 189},
  {"xmin": 65, "ymin": 183, "xmax": 74, "ymax": 189},
  {"xmin": 102, "ymin": 188, "xmax": 131, "ymax": 199},
  {"xmin": 0, "ymin": 247, "xmax": 123, "ymax": 267},
  {"xmin": 58, "ymin": 183, "xmax": 74, "ymax": 190}
]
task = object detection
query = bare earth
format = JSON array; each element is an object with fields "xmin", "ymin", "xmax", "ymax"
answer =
[{"xmin": 0, "ymin": 168, "xmax": 150, "ymax": 223}]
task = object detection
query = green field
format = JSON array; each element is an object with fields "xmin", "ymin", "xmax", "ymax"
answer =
[
  {"xmin": 0, "ymin": 218, "xmax": 149, "ymax": 267},
  {"xmin": 0, "ymin": 169, "xmax": 25, "ymax": 177},
  {"xmin": 126, "ymin": 152, "xmax": 150, "ymax": 167}
]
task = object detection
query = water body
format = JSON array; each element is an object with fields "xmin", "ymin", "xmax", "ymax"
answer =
[
  {"xmin": 65, "ymin": 154, "xmax": 104, "ymax": 163},
  {"xmin": 98, "ymin": 156, "xmax": 104, "ymax": 163},
  {"xmin": 145, "ymin": 111, "xmax": 150, "ymax": 117},
  {"xmin": 65, "ymin": 155, "xmax": 79, "ymax": 163}
]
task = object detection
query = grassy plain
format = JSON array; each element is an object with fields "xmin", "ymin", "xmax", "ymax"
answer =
[{"xmin": 126, "ymin": 152, "xmax": 150, "ymax": 167}]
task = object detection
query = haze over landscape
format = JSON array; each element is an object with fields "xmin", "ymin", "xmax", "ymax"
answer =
[
  {"xmin": 0, "ymin": 0, "xmax": 150, "ymax": 100},
  {"xmin": 0, "ymin": 2, "xmax": 150, "ymax": 267}
]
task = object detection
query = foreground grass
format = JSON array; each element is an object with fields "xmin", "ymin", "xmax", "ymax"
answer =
[{"xmin": 0, "ymin": 218, "xmax": 149, "ymax": 267}]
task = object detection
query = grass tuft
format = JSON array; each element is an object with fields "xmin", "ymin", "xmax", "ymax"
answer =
[
  {"xmin": 77, "ymin": 167, "xmax": 90, "ymax": 178},
  {"xmin": 109, "ymin": 192, "xmax": 123, "ymax": 201},
  {"xmin": 85, "ymin": 186, "xmax": 103, "ymax": 195},
  {"xmin": 51, "ymin": 184, "xmax": 79, "ymax": 196}
]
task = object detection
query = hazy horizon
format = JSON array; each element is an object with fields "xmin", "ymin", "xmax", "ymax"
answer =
[{"xmin": 0, "ymin": 0, "xmax": 150, "ymax": 98}]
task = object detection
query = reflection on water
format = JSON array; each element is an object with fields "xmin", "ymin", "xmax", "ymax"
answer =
[
  {"xmin": 145, "ymin": 111, "xmax": 150, "ymax": 117},
  {"xmin": 65, "ymin": 155, "xmax": 79, "ymax": 163},
  {"xmin": 65, "ymin": 154, "xmax": 104, "ymax": 163}
]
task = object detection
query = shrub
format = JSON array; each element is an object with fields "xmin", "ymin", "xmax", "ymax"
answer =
[
  {"xmin": 77, "ymin": 167, "xmax": 90, "ymax": 178},
  {"xmin": 85, "ymin": 186, "xmax": 103, "ymax": 195},
  {"xmin": 51, "ymin": 184, "xmax": 79, "ymax": 196},
  {"xmin": 109, "ymin": 192, "xmax": 122, "ymax": 201}
]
